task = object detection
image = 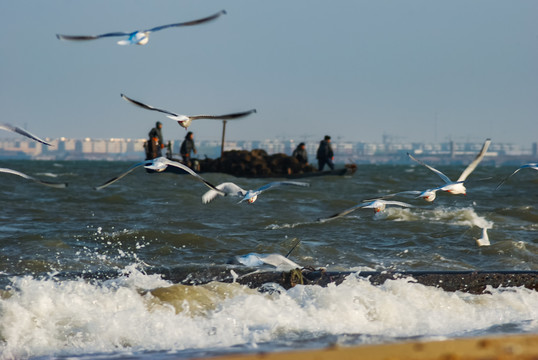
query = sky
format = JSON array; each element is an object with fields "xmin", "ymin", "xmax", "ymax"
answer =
[{"xmin": 1, "ymin": 1, "xmax": 537, "ymax": 146}]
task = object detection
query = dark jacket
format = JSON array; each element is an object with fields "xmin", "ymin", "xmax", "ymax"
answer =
[
  {"xmin": 148, "ymin": 127, "xmax": 163, "ymax": 147},
  {"xmin": 316, "ymin": 140, "xmax": 333, "ymax": 160},
  {"xmin": 292, "ymin": 146, "xmax": 308, "ymax": 164},
  {"xmin": 146, "ymin": 125, "xmax": 163, "ymax": 159},
  {"xmin": 180, "ymin": 138, "xmax": 196, "ymax": 157}
]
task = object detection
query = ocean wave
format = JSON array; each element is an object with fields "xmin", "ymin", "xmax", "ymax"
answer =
[{"xmin": 1, "ymin": 267, "xmax": 537, "ymax": 359}]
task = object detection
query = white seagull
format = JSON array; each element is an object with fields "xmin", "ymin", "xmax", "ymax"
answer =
[
  {"xmin": 56, "ymin": 10, "xmax": 226, "ymax": 45},
  {"xmin": 407, "ymin": 138, "xmax": 491, "ymax": 196},
  {"xmin": 0, "ymin": 123, "xmax": 51, "ymax": 146},
  {"xmin": 94, "ymin": 156, "xmax": 224, "ymax": 193},
  {"xmin": 387, "ymin": 186, "xmax": 466, "ymax": 203},
  {"xmin": 234, "ymin": 253, "xmax": 302, "ymax": 271},
  {"xmin": 0, "ymin": 168, "xmax": 67, "ymax": 188},
  {"xmin": 495, "ymin": 163, "xmax": 538, "ymax": 190},
  {"xmin": 475, "ymin": 227, "xmax": 491, "ymax": 247},
  {"xmin": 317, "ymin": 199, "xmax": 413, "ymax": 223},
  {"xmin": 202, "ymin": 181, "xmax": 309, "ymax": 204},
  {"xmin": 121, "ymin": 94, "xmax": 256, "ymax": 130}
]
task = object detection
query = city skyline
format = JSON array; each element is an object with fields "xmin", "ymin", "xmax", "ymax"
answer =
[
  {"xmin": 1, "ymin": 135, "xmax": 535, "ymax": 165},
  {"xmin": 1, "ymin": 1, "xmax": 537, "ymax": 146}
]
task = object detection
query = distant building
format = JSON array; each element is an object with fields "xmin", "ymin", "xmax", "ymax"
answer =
[{"xmin": 0, "ymin": 136, "xmax": 536, "ymax": 165}]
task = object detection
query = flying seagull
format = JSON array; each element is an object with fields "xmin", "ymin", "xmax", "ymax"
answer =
[
  {"xmin": 0, "ymin": 168, "xmax": 67, "ymax": 188},
  {"xmin": 317, "ymin": 199, "xmax": 413, "ymax": 223},
  {"xmin": 57, "ymin": 10, "xmax": 226, "ymax": 45},
  {"xmin": 233, "ymin": 253, "xmax": 302, "ymax": 271},
  {"xmin": 495, "ymin": 163, "xmax": 538, "ymax": 190},
  {"xmin": 407, "ymin": 138, "xmax": 491, "ymax": 196},
  {"xmin": 94, "ymin": 156, "xmax": 224, "ymax": 193},
  {"xmin": 475, "ymin": 227, "xmax": 491, "ymax": 247},
  {"xmin": 202, "ymin": 181, "xmax": 309, "ymax": 204},
  {"xmin": 0, "ymin": 123, "xmax": 51, "ymax": 146},
  {"xmin": 121, "ymin": 94, "xmax": 256, "ymax": 130},
  {"xmin": 378, "ymin": 185, "xmax": 468, "ymax": 203}
]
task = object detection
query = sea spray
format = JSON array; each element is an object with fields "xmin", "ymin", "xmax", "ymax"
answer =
[{"xmin": 1, "ymin": 269, "xmax": 538, "ymax": 359}]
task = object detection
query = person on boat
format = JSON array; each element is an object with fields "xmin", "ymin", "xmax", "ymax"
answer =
[
  {"xmin": 292, "ymin": 142, "xmax": 308, "ymax": 164},
  {"xmin": 180, "ymin": 131, "xmax": 197, "ymax": 167},
  {"xmin": 316, "ymin": 135, "xmax": 334, "ymax": 171},
  {"xmin": 146, "ymin": 121, "xmax": 164, "ymax": 160}
]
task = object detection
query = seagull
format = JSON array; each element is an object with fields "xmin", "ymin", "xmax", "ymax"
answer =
[
  {"xmin": 94, "ymin": 156, "xmax": 224, "ymax": 193},
  {"xmin": 202, "ymin": 181, "xmax": 309, "ymax": 204},
  {"xmin": 0, "ymin": 168, "xmax": 67, "ymax": 188},
  {"xmin": 234, "ymin": 253, "xmax": 301, "ymax": 271},
  {"xmin": 495, "ymin": 163, "xmax": 538, "ymax": 190},
  {"xmin": 56, "ymin": 10, "xmax": 226, "ymax": 45},
  {"xmin": 385, "ymin": 185, "xmax": 468, "ymax": 203},
  {"xmin": 475, "ymin": 227, "xmax": 490, "ymax": 247},
  {"xmin": 407, "ymin": 138, "xmax": 491, "ymax": 196},
  {"xmin": 317, "ymin": 199, "xmax": 414, "ymax": 223},
  {"xmin": 0, "ymin": 123, "xmax": 51, "ymax": 146},
  {"xmin": 367, "ymin": 189, "xmax": 439, "ymax": 203},
  {"xmin": 121, "ymin": 94, "xmax": 256, "ymax": 130}
]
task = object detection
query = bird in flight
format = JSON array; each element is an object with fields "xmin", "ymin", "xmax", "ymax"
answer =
[
  {"xmin": 0, "ymin": 168, "xmax": 67, "ymax": 188},
  {"xmin": 94, "ymin": 156, "xmax": 223, "ymax": 194},
  {"xmin": 495, "ymin": 163, "xmax": 538, "ymax": 190},
  {"xmin": 202, "ymin": 181, "xmax": 309, "ymax": 204},
  {"xmin": 121, "ymin": 94, "xmax": 256, "ymax": 130},
  {"xmin": 475, "ymin": 227, "xmax": 491, "ymax": 247},
  {"xmin": 407, "ymin": 138, "xmax": 491, "ymax": 197},
  {"xmin": 317, "ymin": 199, "xmax": 413, "ymax": 223},
  {"xmin": 57, "ymin": 10, "xmax": 226, "ymax": 45},
  {"xmin": 0, "ymin": 123, "xmax": 51, "ymax": 146}
]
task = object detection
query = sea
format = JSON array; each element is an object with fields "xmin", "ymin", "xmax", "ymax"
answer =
[{"xmin": 0, "ymin": 159, "xmax": 537, "ymax": 359}]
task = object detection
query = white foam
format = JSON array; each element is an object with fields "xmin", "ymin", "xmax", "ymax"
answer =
[
  {"xmin": 424, "ymin": 206, "xmax": 494, "ymax": 229},
  {"xmin": 1, "ymin": 270, "xmax": 537, "ymax": 359}
]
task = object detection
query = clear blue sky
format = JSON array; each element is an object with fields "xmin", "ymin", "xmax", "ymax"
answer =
[{"xmin": 1, "ymin": 1, "xmax": 537, "ymax": 146}]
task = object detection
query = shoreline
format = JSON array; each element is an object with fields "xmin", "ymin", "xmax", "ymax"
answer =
[{"xmin": 199, "ymin": 334, "xmax": 538, "ymax": 360}]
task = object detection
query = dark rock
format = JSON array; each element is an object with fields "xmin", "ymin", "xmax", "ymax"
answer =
[{"xmin": 198, "ymin": 149, "xmax": 318, "ymax": 178}]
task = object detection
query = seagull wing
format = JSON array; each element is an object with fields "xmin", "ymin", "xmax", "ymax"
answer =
[
  {"xmin": 56, "ymin": 31, "xmax": 131, "ymax": 41},
  {"xmin": 94, "ymin": 161, "xmax": 149, "ymax": 190},
  {"xmin": 189, "ymin": 109, "xmax": 257, "ymax": 121},
  {"xmin": 317, "ymin": 202, "xmax": 370, "ymax": 223},
  {"xmin": 495, "ymin": 163, "xmax": 538, "ymax": 190},
  {"xmin": 257, "ymin": 254, "xmax": 301, "ymax": 271},
  {"xmin": 407, "ymin": 153, "xmax": 452, "ymax": 184},
  {"xmin": 457, "ymin": 138, "xmax": 491, "ymax": 182},
  {"xmin": 255, "ymin": 181, "xmax": 310, "ymax": 194},
  {"xmin": 380, "ymin": 200, "xmax": 414, "ymax": 208},
  {"xmin": 0, "ymin": 123, "xmax": 51, "ymax": 146},
  {"xmin": 360, "ymin": 190, "xmax": 423, "ymax": 202},
  {"xmin": 161, "ymin": 159, "xmax": 224, "ymax": 194},
  {"xmin": 0, "ymin": 168, "xmax": 67, "ymax": 188},
  {"xmin": 476, "ymin": 227, "xmax": 490, "ymax": 247},
  {"xmin": 147, "ymin": 10, "xmax": 226, "ymax": 32},
  {"xmin": 202, "ymin": 182, "xmax": 245, "ymax": 204},
  {"xmin": 121, "ymin": 94, "xmax": 179, "ymax": 118}
]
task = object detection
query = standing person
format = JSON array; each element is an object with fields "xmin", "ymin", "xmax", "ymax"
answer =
[
  {"xmin": 180, "ymin": 131, "xmax": 197, "ymax": 167},
  {"xmin": 316, "ymin": 135, "xmax": 334, "ymax": 171},
  {"xmin": 292, "ymin": 142, "xmax": 308, "ymax": 164},
  {"xmin": 146, "ymin": 121, "xmax": 164, "ymax": 160}
]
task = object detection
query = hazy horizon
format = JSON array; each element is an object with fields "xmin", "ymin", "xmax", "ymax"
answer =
[{"xmin": 1, "ymin": 1, "xmax": 537, "ymax": 146}]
